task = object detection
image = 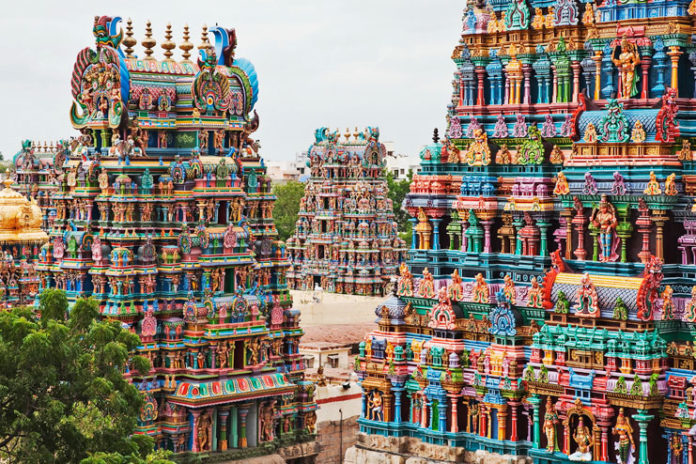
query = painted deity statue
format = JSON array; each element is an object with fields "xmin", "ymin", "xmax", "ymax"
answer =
[
  {"xmin": 543, "ymin": 397, "xmax": 559, "ymax": 452},
  {"xmin": 462, "ymin": 129, "xmax": 491, "ymax": 166},
  {"xmin": 570, "ymin": 416, "xmax": 593, "ymax": 461},
  {"xmin": 502, "ymin": 274, "xmax": 516, "ymax": 305},
  {"xmin": 662, "ymin": 285, "xmax": 675, "ymax": 320},
  {"xmin": 472, "ymin": 273, "xmax": 489, "ymax": 303},
  {"xmin": 554, "ymin": 172, "xmax": 570, "ymax": 195},
  {"xmin": 590, "ymin": 195, "xmax": 619, "ymax": 262},
  {"xmin": 397, "ymin": 262, "xmax": 414, "ymax": 297},
  {"xmin": 448, "ymin": 269, "xmax": 464, "ymax": 301},
  {"xmin": 644, "ymin": 171, "xmax": 662, "ymax": 195},
  {"xmin": 418, "ymin": 267, "xmax": 436, "ymax": 299},
  {"xmin": 684, "ymin": 285, "xmax": 696, "ymax": 322},
  {"xmin": 575, "ymin": 273, "xmax": 599, "ymax": 316},
  {"xmin": 527, "ymin": 277, "xmax": 543, "ymax": 308},
  {"xmin": 612, "ymin": 37, "xmax": 640, "ymax": 99},
  {"xmin": 612, "ymin": 408, "xmax": 634, "ymax": 464},
  {"xmin": 665, "ymin": 173, "xmax": 678, "ymax": 196},
  {"xmin": 631, "ymin": 120, "xmax": 646, "ymax": 143}
]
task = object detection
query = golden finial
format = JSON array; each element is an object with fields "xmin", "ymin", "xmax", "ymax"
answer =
[
  {"xmin": 123, "ymin": 18, "xmax": 137, "ymax": 58},
  {"xmin": 142, "ymin": 20, "xmax": 157, "ymax": 59},
  {"xmin": 162, "ymin": 23, "xmax": 175, "ymax": 61},
  {"xmin": 345, "ymin": 127, "xmax": 351, "ymax": 141},
  {"xmin": 353, "ymin": 126, "xmax": 359, "ymax": 140},
  {"xmin": 198, "ymin": 24, "xmax": 212, "ymax": 52},
  {"xmin": 180, "ymin": 24, "xmax": 194, "ymax": 62}
]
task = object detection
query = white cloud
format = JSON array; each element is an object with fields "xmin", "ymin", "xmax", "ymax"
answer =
[{"xmin": 0, "ymin": 0, "xmax": 461, "ymax": 161}]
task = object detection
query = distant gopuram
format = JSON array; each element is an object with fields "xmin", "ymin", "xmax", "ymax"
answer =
[{"xmin": 286, "ymin": 127, "xmax": 407, "ymax": 296}]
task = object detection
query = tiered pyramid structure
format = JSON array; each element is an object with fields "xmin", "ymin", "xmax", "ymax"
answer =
[
  {"xmin": 286, "ymin": 128, "xmax": 407, "ymax": 296},
  {"xmin": 355, "ymin": 1, "xmax": 696, "ymax": 463},
  {"xmin": 32, "ymin": 16, "xmax": 318, "ymax": 461}
]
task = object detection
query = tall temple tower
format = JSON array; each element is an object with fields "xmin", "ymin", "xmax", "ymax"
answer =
[
  {"xmin": 354, "ymin": 1, "xmax": 696, "ymax": 464},
  {"xmin": 34, "ymin": 16, "xmax": 318, "ymax": 461},
  {"xmin": 286, "ymin": 127, "xmax": 407, "ymax": 296}
]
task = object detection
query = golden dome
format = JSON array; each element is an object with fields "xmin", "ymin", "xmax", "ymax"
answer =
[{"xmin": 0, "ymin": 180, "xmax": 48, "ymax": 244}]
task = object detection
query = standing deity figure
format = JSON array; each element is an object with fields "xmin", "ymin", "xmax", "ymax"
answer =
[
  {"xmin": 612, "ymin": 37, "xmax": 640, "ymax": 99},
  {"xmin": 543, "ymin": 397, "xmax": 560, "ymax": 452},
  {"xmin": 684, "ymin": 286, "xmax": 696, "ymax": 322},
  {"xmin": 662, "ymin": 285, "xmax": 675, "ymax": 320},
  {"xmin": 591, "ymin": 195, "xmax": 619, "ymax": 262},
  {"xmin": 472, "ymin": 273, "xmax": 489, "ymax": 304},
  {"xmin": 502, "ymin": 274, "xmax": 516, "ymax": 305},
  {"xmin": 631, "ymin": 120, "xmax": 646, "ymax": 143},
  {"xmin": 612, "ymin": 408, "xmax": 635, "ymax": 464},
  {"xmin": 527, "ymin": 277, "xmax": 543, "ymax": 308},
  {"xmin": 575, "ymin": 273, "xmax": 599, "ymax": 316},
  {"xmin": 448, "ymin": 269, "xmax": 464, "ymax": 301},
  {"xmin": 418, "ymin": 267, "xmax": 435, "ymax": 299},
  {"xmin": 570, "ymin": 416, "xmax": 593, "ymax": 461},
  {"xmin": 644, "ymin": 171, "xmax": 662, "ymax": 195},
  {"xmin": 397, "ymin": 262, "xmax": 414, "ymax": 297}
]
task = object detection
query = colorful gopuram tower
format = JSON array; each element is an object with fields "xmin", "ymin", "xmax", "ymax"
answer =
[
  {"xmin": 286, "ymin": 128, "xmax": 407, "ymax": 296},
  {"xmin": 34, "ymin": 16, "xmax": 317, "ymax": 461},
  {"xmin": 354, "ymin": 1, "xmax": 696, "ymax": 464}
]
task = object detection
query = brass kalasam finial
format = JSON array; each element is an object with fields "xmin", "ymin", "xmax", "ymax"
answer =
[
  {"xmin": 180, "ymin": 24, "xmax": 194, "ymax": 62},
  {"xmin": 142, "ymin": 20, "xmax": 157, "ymax": 59},
  {"xmin": 162, "ymin": 23, "xmax": 175, "ymax": 61},
  {"xmin": 345, "ymin": 127, "xmax": 351, "ymax": 141},
  {"xmin": 198, "ymin": 24, "xmax": 212, "ymax": 52},
  {"xmin": 353, "ymin": 126, "xmax": 359, "ymax": 140},
  {"xmin": 123, "ymin": 18, "xmax": 137, "ymax": 58}
]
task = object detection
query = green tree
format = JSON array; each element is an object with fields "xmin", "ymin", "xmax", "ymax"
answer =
[
  {"xmin": 272, "ymin": 180, "xmax": 306, "ymax": 241},
  {"xmin": 386, "ymin": 170, "xmax": 413, "ymax": 241},
  {"xmin": 0, "ymin": 290, "xmax": 173, "ymax": 464}
]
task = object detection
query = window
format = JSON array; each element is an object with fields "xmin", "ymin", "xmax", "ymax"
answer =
[{"xmin": 328, "ymin": 353, "xmax": 339, "ymax": 368}]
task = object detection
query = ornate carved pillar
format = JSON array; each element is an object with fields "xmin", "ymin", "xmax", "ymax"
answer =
[
  {"xmin": 409, "ymin": 217, "xmax": 418, "ymax": 250},
  {"xmin": 431, "ymin": 218, "xmax": 441, "ymax": 251},
  {"xmin": 191, "ymin": 409, "xmax": 201, "ymax": 452},
  {"xmin": 438, "ymin": 399, "xmax": 447, "ymax": 432},
  {"xmin": 480, "ymin": 214, "xmax": 494, "ymax": 253},
  {"xmin": 509, "ymin": 401, "xmax": 519, "ymax": 441},
  {"xmin": 652, "ymin": 210, "xmax": 668, "ymax": 261},
  {"xmin": 421, "ymin": 395, "xmax": 429, "ymax": 428},
  {"xmin": 393, "ymin": 387, "xmax": 403, "ymax": 425},
  {"xmin": 562, "ymin": 209, "xmax": 573, "ymax": 260},
  {"xmin": 450, "ymin": 396, "xmax": 459, "ymax": 433},
  {"xmin": 573, "ymin": 205, "xmax": 587, "ymax": 260},
  {"xmin": 504, "ymin": 71, "xmax": 511, "ymax": 105},
  {"xmin": 633, "ymin": 409, "xmax": 654, "ymax": 464},
  {"xmin": 639, "ymin": 47, "xmax": 652, "ymax": 99},
  {"xmin": 528, "ymin": 395, "xmax": 541, "ymax": 448},
  {"xmin": 637, "ymin": 203, "xmax": 652, "ymax": 263},
  {"xmin": 497, "ymin": 407, "xmax": 507, "ymax": 441},
  {"xmin": 538, "ymin": 219, "xmax": 550, "ymax": 257},
  {"xmin": 218, "ymin": 408, "xmax": 230, "ymax": 451},
  {"xmin": 523, "ymin": 64, "xmax": 532, "ymax": 105},
  {"xmin": 239, "ymin": 405, "xmax": 250, "ymax": 448},
  {"xmin": 598, "ymin": 420, "xmax": 610, "ymax": 462},
  {"xmin": 571, "ymin": 61, "xmax": 581, "ymax": 103},
  {"xmin": 668, "ymin": 46, "xmax": 683, "ymax": 94},
  {"xmin": 551, "ymin": 64, "xmax": 558, "ymax": 103},
  {"xmin": 476, "ymin": 67, "xmax": 486, "ymax": 106}
]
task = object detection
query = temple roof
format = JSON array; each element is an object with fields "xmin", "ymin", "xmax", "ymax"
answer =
[{"xmin": 0, "ymin": 180, "xmax": 48, "ymax": 244}]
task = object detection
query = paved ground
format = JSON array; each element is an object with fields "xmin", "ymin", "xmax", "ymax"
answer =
[{"xmin": 291, "ymin": 290, "xmax": 383, "ymax": 327}]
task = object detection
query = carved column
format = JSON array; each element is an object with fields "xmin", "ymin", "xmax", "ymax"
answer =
[
  {"xmin": 633, "ymin": 409, "xmax": 654, "ymax": 464},
  {"xmin": 191, "ymin": 410, "xmax": 201, "ymax": 452},
  {"xmin": 668, "ymin": 46, "xmax": 683, "ymax": 94},
  {"xmin": 480, "ymin": 213, "xmax": 494, "ymax": 253},
  {"xmin": 450, "ymin": 396, "xmax": 459, "ymax": 433},
  {"xmin": 504, "ymin": 71, "xmax": 511, "ymax": 105},
  {"xmin": 509, "ymin": 401, "xmax": 519, "ymax": 441},
  {"xmin": 538, "ymin": 219, "xmax": 550, "ymax": 257},
  {"xmin": 497, "ymin": 406, "xmax": 507, "ymax": 441},
  {"xmin": 571, "ymin": 61, "xmax": 581, "ymax": 103},
  {"xmin": 431, "ymin": 218, "xmax": 441, "ymax": 251},
  {"xmin": 421, "ymin": 395, "xmax": 429, "ymax": 428},
  {"xmin": 239, "ymin": 405, "xmax": 250, "ymax": 448},
  {"xmin": 652, "ymin": 210, "xmax": 668, "ymax": 261},
  {"xmin": 593, "ymin": 50, "xmax": 603, "ymax": 100},
  {"xmin": 637, "ymin": 204, "xmax": 652, "ymax": 263},
  {"xmin": 598, "ymin": 420, "xmax": 610, "ymax": 462},
  {"xmin": 573, "ymin": 206, "xmax": 587, "ymax": 260},
  {"xmin": 639, "ymin": 48, "xmax": 652, "ymax": 99},
  {"xmin": 409, "ymin": 217, "xmax": 418, "ymax": 250},
  {"xmin": 551, "ymin": 64, "xmax": 558, "ymax": 103},
  {"xmin": 393, "ymin": 387, "xmax": 403, "ymax": 425},
  {"xmin": 476, "ymin": 67, "xmax": 486, "ymax": 106},
  {"xmin": 438, "ymin": 399, "xmax": 447, "ymax": 432},
  {"xmin": 528, "ymin": 395, "xmax": 541, "ymax": 448},
  {"xmin": 562, "ymin": 209, "xmax": 573, "ymax": 260},
  {"xmin": 514, "ymin": 216, "xmax": 524, "ymax": 255},
  {"xmin": 218, "ymin": 408, "xmax": 230, "ymax": 451},
  {"xmin": 523, "ymin": 64, "xmax": 532, "ymax": 105}
]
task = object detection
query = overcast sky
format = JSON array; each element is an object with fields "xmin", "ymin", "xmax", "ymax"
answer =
[{"xmin": 0, "ymin": 0, "xmax": 461, "ymax": 162}]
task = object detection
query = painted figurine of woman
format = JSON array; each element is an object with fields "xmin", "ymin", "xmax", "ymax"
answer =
[
  {"xmin": 591, "ymin": 195, "xmax": 619, "ymax": 262},
  {"xmin": 543, "ymin": 397, "xmax": 559, "ymax": 452},
  {"xmin": 612, "ymin": 408, "xmax": 634, "ymax": 464},
  {"xmin": 612, "ymin": 37, "xmax": 640, "ymax": 99}
]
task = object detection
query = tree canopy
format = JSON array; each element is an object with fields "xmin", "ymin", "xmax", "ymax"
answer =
[
  {"xmin": 386, "ymin": 170, "xmax": 413, "ymax": 241},
  {"xmin": 272, "ymin": 180, "xmax": 306, "ymax": 241},
  {"xmin": 0, "ymin": 289, "xmax": 173, "ymax": 464}
]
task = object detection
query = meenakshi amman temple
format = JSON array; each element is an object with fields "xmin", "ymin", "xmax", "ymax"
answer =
[
  {"xmin": 10, "ymin": 16, "xmax": 319, "ymax": 462},
  {"xmin": 353, "ymin": 0, "xmax": 696, "ymax": 463}
]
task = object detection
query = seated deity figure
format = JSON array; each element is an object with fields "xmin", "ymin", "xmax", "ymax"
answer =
[
  {"xmin": 644, "ymin": 171, "xmax": 662, "ymax": 195},
  {"xmin": 448, "ymin": 270, "xmax": 464, "ymax": 301},
  {"xmin": 569, "ymin": 416, "xmax": 593, "ymax": 461},
  {"xmin": 462, "ymin": 129, "xmax": 491, "ymax": 166},
  {"xmin": 575, "ymin": 273, "xmax": 599, "ymax": 317},
  {"xmin": 590, "ymin": 195, "xmax": 619, "ymax": 262}
]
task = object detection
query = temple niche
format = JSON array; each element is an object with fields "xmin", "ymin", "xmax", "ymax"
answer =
[
  {"xmin": 353, "ymin": 0, "xmax": 696, "ymax": 463},
  {"xmin": 286, "ymin": 127, "xmax": 407, "ymax": 296},
  {"xmin": 32, "ymin": 16, "xmax": 318, "ymax": 461}
]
